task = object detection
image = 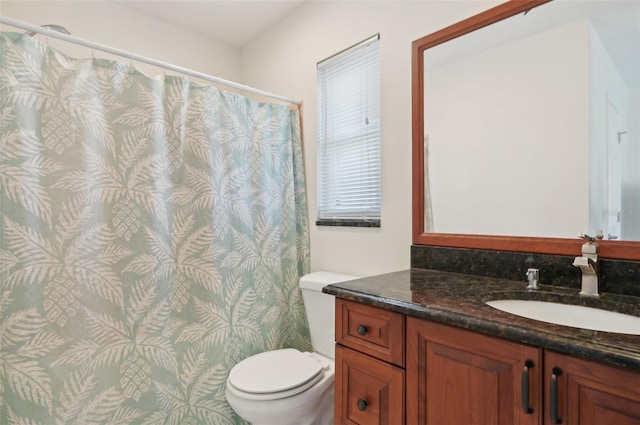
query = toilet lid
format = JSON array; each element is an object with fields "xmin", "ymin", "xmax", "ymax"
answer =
[{"xmin": 228, "ymin": 349, "xmax": 324, "ymax": 394}]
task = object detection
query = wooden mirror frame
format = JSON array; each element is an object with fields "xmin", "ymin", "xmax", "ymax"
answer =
[{"xmin": 412, "ymin": 0, "xmax": 640, "ymax": 261}]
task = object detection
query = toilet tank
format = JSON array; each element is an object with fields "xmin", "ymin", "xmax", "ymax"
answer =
[{"xmin": 299, "ymin": 272, "xmax": 360, "ymax": 359}]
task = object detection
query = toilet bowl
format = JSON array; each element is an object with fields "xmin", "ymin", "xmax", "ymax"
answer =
[
  {"xmin": 225, "ymin": 272, "xmax": 359, "ymax": 425},
  {"xmin": 226, "ymin": 349, "xmax": 334, "ymax": 425}
]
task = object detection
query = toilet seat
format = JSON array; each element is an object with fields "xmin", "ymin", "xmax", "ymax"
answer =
[{"xmin": 228, "ymin": 349, "xmax": 330, "ymax": 401}]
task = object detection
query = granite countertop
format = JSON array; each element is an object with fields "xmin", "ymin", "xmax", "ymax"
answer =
[{"xmin": 322, "ymin": 268, "xmax": 640, "ymax": 371}]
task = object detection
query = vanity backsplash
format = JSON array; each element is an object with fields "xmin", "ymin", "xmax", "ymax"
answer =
[{"xmin": 411, "ymin": 245, "xmax": 640, "ymax": 298}]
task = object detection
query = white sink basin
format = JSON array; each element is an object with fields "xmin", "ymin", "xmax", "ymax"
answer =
[{"xmin": 486, "ymin": 299, "xmax": 640, "ymax": 335}]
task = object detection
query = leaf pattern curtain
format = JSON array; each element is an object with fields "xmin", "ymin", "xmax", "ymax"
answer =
[{"xmin": 0, "ymin": 32, "xmax": 311, "ymax": 425}]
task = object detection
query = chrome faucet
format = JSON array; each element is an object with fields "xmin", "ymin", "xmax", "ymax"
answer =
[
  {"xmin": 572, "ymin": 233, "xmax": 599, "ymax": 297},
  {"xmin": 525, "ymin": 268, "xmax": 539, "ymax": 290}
]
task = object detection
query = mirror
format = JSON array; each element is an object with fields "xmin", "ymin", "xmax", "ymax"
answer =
[{"xmin": 412, "ymin": 0, "xmax": 640, "ymax": 260}]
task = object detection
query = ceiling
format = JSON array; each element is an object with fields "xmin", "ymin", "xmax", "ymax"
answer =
[{"xmin": 115, "ymin": 0, "xmax": 307, "ymax": 48}]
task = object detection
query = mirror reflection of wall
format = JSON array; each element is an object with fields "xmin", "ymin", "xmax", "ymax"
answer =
[
  {"xmin": 423, "ymin": 0, "xmax": 639, "ymax": 241},
  {"xmin": 625, "ymin": 89, "xmax": 640, "ymax": 240}
]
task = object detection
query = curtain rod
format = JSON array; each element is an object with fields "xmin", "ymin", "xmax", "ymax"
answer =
[{"xmin": 0, "ymin": 16, "xmax": 301, "ymax": 106}]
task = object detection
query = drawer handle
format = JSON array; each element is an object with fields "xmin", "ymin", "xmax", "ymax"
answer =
[
  {"xmin": 550, "ymin": 367, "xmax": 563, "ymax": 424},
  {"xmin": 357, "ymin": 325, "xmax": 368, "ymax": 336},
  {"xmin": 356, "ymin": 399, "xmax": 368, "ymax": 411},
  {"xmin": 521, "ymin": 359, "xmax": 534, "ymax": 414}
]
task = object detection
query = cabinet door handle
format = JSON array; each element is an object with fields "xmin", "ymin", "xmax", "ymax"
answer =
[
  {"xmin": 550, "ymin": 367, "xmax": 563, "ymax": 424},
  {"xmin": 357, "ymin": 325, "xmax": 368, "ymax": 336},
  {"xmin": 521, "ymin": 359, "xmax": 534, "ymax": 414},
  {"xmin": 356, "ymin": 399, "xmax": 368, "ymax": 411}
]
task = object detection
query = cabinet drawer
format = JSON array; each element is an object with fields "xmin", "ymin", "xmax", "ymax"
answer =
[
  {"xmin": 336, "ymin": 299, "xmax": 404, "ymax": 366},
  {"xmin": 335, "ymin": 344, "xmax": 405, "ymax": 425}
]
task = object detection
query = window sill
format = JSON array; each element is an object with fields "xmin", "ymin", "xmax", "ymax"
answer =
[{"xmin": 316, "ymin": 219, "xmax": 381, "ymax": 228}]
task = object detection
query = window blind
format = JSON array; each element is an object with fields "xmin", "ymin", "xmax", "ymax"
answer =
[{"xmin": 316, "ymin": 35, "xmax": 381, "ymax": 225}]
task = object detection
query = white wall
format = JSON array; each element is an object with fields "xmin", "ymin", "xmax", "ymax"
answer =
[
  {"xmin": 241, "ymin": 1, "xmax": 499, "ymax": 277},
  {"xmin": 0, "ymin": 1, "xmax": 241, "ymax": 81}
]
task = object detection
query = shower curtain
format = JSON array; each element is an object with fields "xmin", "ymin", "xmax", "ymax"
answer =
[{"xmin": 0, "ymin": 32, "xmax": 311, "ymax": 425}]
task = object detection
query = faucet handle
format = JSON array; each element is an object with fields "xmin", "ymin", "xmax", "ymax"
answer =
[
  {"xmin": 525, "ymin": 268, "xmax": 539, "ymax": 290},
  {"xmin": 578, "ymin": 233, "xmax": 596, "ymax": 243}
]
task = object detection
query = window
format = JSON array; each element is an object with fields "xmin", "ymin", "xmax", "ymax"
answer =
[{"xmin": 316, "ymin": 34, "xmax": 381, "ymax": 227}]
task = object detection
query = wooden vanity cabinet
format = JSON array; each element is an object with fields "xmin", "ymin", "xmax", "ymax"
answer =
[
  {"xmin": 335, "ymin": 299, "xmax": 640, "ymax": 425},
  {"xmin": 406, "ymin": 317, "xmax": 542, "ymax": 425},
  {"xmin": 334, "ymin": 299, "xmax": 405, "ymax": 425}
]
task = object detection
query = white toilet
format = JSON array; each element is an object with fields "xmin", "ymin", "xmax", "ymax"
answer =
[{"xmin": 225, "ymin": 271, "xmax": 359, "ymax": 425}]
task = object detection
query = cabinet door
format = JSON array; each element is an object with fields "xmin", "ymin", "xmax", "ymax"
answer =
[
  {"xmin": 335, "ymin": 344, "xmax": 405, "ymax": 425},
  {"xmin": 545, "ymin": 351, "xmax": 640, "ymax": 425},
  {"xmin": 406, "ymin": 317, "xmax": 541, "ymax": 425}
]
